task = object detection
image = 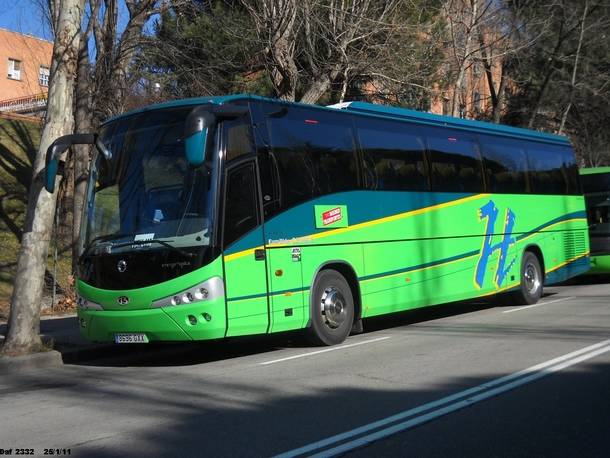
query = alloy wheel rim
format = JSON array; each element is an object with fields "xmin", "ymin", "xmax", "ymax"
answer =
[
  {"xmin": 524, "ymin": 262, "xmax": 541, "ymax": 295},
  {"xmin": 320, "ymin": 286, "xmax": 347, "ymax": 329}
]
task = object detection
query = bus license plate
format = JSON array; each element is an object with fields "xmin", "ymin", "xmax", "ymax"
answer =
[{"xmin": 114, "ymin": 333, "xmax": 149, "ymax": 344}]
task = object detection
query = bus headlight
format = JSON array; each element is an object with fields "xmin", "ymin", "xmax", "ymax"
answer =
[
  {"xmin": 151, "ymin": 276, "xmax": 224, "ymax": 308},
  {"xmin": 77, "ymin": 295, "xmax": 104, "ymax": 311}
]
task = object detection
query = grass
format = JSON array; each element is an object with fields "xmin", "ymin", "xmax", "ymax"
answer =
[{"xmin": 0, "ymin": 116, "xmax": 73, "ymax": 317}]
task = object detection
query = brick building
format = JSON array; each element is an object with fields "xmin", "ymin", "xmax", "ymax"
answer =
[{"xmin": 0, "ymin": 28, "xmax": 53, "ymax": 114}]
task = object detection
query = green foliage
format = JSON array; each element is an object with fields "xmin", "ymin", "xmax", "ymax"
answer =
[{"xmin": 143, "ymin": 1, "xmax": 263, "ymax": 99}]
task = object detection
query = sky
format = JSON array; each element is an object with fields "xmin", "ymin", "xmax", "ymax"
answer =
[
  {"xmin": 0, "ymin": 0, "xmax": 153, "ymax": 49},
  {"xmin": 0, "ymin": 0, "xmax": 53, "ymax": 41}
]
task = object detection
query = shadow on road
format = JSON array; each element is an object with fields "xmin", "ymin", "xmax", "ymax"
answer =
[
  {"xmin": 58, "ymin": 290, "xmax": 575, "ymax": 369},
  {"xmin": 2, "ymin": 354, "xmax": 609, "ymax": 457},
  {"xmin": 560, "ymin": 274, "xmax": 610, "ymax": 286}
]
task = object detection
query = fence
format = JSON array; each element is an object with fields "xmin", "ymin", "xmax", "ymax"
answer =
[{"xmin": 0, "ymin": 93, "xmax": 48, "ymax": 115}]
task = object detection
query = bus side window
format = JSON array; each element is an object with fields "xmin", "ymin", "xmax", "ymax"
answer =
[
  {"xmin": 223, "ymin": 162, "xmax": 259, "ymax": 247},
  {"xmin": 266, "ymin": 107, "xmax": 358, "ymax": 212},
  {"xmin": 357, "ymin": 118, "xmax": 428, "ymax": 191},
  {"xmin": 426, "ymin": 128, "xmax": 484, "ymax": 193},
  {"xmin": 559, "ymin": 145, "xmax": 581, "ymax": 195},
  {"xmin": 527, "ymin": 145, "xmax": 568, "ymax": 194},
  {"xmin": 258, "ymin": 150, "xmax": 281, "ymax": 220},
  {"xmin": 225, "ymin": 117, "xmax": 255, "ymax": 162},
  {"xmin": 479, "ymin": 137, "xmax": 529, "ymax": 194}
]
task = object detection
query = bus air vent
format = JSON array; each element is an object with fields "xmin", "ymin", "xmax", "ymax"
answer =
[{"xmin": 563, "ymin": 231, "xmax": 586, "ymax": 261}]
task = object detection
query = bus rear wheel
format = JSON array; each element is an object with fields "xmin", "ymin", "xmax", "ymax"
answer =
[
  {"xmin": 306, "ymin": 269, "xmax": 354, "ymax": 346},
  {"xmin": 509, "ymin": 251, "xmax": 543, "ymax": 305}
]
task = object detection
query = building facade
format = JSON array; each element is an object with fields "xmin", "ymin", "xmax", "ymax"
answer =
[{"xmin": 0, "ymin": 28, "xmax": 53, "ymax": 114}]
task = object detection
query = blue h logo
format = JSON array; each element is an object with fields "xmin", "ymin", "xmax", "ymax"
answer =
[{"xmin": 475, "ymin": 200, "xmax": 517, "ymax": 288}]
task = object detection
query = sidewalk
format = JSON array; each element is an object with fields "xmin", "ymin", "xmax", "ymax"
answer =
[
  {"xmin": 0, "ymin": 313, "xmax": 206, "ymax": 372},
  {"xmin": 0, "ymin": 313, "xmax": 84, "ymax": 347},
  {"xmin": 0, "ymin": 314, "xmax": 117, "ymax": 372}
]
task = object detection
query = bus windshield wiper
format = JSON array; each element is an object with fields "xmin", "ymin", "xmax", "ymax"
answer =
[
  {"xmin": 80, "ymin": 233, "xmax": 133, "ymax": 259},
  {"xmin": 110, "ymin": 238, "xmax": 197, "ymax": 258}
]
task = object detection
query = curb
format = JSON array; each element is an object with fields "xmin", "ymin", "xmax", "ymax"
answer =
[{"xmin": 0, "ymin": 350, "xmax": 63, "ymax": 373}]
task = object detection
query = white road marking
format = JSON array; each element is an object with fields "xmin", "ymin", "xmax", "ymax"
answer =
[
  {"xmin": 274, "ymin": 338, "xmax": 610, "ymax": 458},
  {"xmin": 259, "ymin": 336, "xmax": 391, "ymax": 366},
  {"xmin": 502, "ymin": 297, "xmax": 573, "ymax": 314}
]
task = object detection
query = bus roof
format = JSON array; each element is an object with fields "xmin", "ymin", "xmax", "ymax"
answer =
[
  {"xmin": 580, "ymin": 167, "xmax": 610, "ymax": 175},
  {"xmin": 104, "ymin": 94, "xmax": 570, "ymax": 145}
]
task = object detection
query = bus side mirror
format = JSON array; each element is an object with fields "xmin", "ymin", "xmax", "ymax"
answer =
[
  {"xmin": 184, "ymin": 107, "xmax": 216, "ymax": 166},
  {"xmin": 45, "ymin": 134, "xmax": 96, "ymax": 193},
  {"xmin": 44, "ymin": 134, "xmax": 95, "ymax": 193},
  {"xmin": 45, "ymin": 143, "xmax": 64, "ymax": 194}
]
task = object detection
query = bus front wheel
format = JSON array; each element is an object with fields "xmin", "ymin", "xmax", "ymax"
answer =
[
  {"xmin": 510, "ymin": 251, "xmax": 543, "ymax": 305},
  {"xmin": 306, "ymin": 269, "xmax": 355, "ymax": 346}
]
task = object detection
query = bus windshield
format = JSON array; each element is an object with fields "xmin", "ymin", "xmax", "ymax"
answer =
[{"xmin": 81, "ymin": 107, "xmax": 216, "ymax": 257}]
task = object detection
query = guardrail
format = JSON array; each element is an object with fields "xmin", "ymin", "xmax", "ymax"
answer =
[{"xmin": 0, "ymin": 93, "xmax": 48, "ymax": 114}]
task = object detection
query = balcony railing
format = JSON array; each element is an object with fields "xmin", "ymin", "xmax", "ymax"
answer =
[{"xmin": 0, "ymin": 92, "xmax": 48, "ymax": 114}]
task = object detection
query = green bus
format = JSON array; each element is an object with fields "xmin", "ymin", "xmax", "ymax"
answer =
[
  {"xmin": 580, "ymin": 167, "xmax": 610, "ymax": 274},
  {"xmin": 45, "ymin": 95, "xmax": 589, "ymax": 346}
]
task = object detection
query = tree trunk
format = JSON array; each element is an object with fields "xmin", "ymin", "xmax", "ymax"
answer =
[
  {"xmin": 72, "ymin": 31, "xmax": 92, "ymax": 270},
  {"xmin": 300, "ymin": 74, "xmax": 332, "ymax": 104},
  {"xmin": 2, "ymin": 0, "xmax": 84, "ymax": 356},
  {"xmin": 558, "ymin": 1, "xmax": 588, "ymax": 135},
  {"xmin": 300, "ymin": 63, "xmax": 344, "ymax": 105},
  {"xmin": 450, "ymin": 0, "xmax": 478, "ymax": 118},
  {"xmin": 269, "ymin": 36, "xmax": 298, "ymax": 101},
  {"xmin": 492, "ymin": 63, "xmax": 507, "ymax": 123},
  {"xmin": 527, "ymin": 20, "xmax": 566, "ymax": 129}
]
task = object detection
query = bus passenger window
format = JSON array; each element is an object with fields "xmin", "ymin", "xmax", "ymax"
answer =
[
  {"xmin": 480, "ymin": 139, "xmax": 529, "ymax": 194},
  {"xmin": 266, "ymin": 106, "xmax": 358, "ymax": 212},
  {"xmin": 224, "ymin": 163, "xmax": 259, "ymax": 247},
  {"xmin": 559, "ymin": 145, "xmax": 581, "ymax": 195},
  {"xmin": 357, "ymin": 118, "xmax": 428, "ymax": 191},
  {"xmin": 527, "ymin": 146, "xmax": 568, "ymax": 194},
  {"xmin": 426, "ymin": 128, "xmax": 484, "ymax": 192}
]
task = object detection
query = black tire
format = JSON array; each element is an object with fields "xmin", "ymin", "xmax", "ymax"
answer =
[
  {"xmin": 508, "ymin": 251, "xmax": 543, "ymax": 305},
  {"xmin": 306, "ymin": 269, "xmax": 355, "ymax": 346}
]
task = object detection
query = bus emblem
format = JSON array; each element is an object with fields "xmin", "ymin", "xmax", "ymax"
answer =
[
  {"xmin": 117, "ymin": 260, "xmax": 127, "ymax": 273},
  {"xmin": 475, "ymin": 200, "xmax": 517, "ymax": 288},
  {"xmin": 117, "ymin": 296, "xmax": 130, "ymax": 305}
]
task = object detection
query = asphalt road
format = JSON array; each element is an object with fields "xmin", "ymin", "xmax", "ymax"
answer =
[{"xmin": 1, "ymin": 278, "xmax": 609, "ymax": 457}]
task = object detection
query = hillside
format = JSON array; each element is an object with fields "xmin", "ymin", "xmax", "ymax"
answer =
[{"xmin": 0, "ymin": 114, "xmax": 73, "ymax": 320}]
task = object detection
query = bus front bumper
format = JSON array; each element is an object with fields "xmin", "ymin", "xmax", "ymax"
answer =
[{"xmin": 78, "ymin": 299, "xmax": 227, "ymax": 343}]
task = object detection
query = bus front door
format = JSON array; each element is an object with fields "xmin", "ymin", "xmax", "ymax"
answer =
[{"xmin": 222, "ymin": 160, "xmax": 270, "ymax": 337}]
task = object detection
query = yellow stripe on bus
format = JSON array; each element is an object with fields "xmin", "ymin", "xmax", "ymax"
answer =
[{"xmin": 225, "ymin": 194, "xmax": 489, "ymax": 262}]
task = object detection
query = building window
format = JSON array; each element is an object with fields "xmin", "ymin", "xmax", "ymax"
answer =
[
  {"xmin": 39, "ymin": 66, "xmax": 50, "ymax": 87},
  {"xmin": 8, "ymin": 58, "xmax": 21, "ymax": 80}
]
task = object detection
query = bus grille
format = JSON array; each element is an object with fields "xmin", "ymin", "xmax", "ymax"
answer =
[{"xmin": 563, "ymin": 231, "xmax": 586, "ymax": 260}]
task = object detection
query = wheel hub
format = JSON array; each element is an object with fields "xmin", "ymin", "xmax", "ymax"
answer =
[
  {"xmin": 320, "ymin": 286, "xmax": 347, "ymax": 329},
  {"xmin": 524, "ymin": 263, "xmax": 541, "ymax": 294}
]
